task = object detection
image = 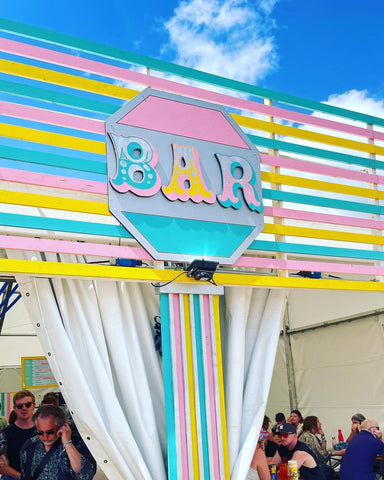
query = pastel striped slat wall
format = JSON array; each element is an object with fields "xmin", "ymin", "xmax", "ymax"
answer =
[{"xmin": 0, "ymin": 19, "xmax": 384, "ymax": 290}]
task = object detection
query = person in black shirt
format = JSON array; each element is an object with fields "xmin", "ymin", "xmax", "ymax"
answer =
[{"xmin": 269, "ymin": 423, "xmax": 326, "ymax": 480}]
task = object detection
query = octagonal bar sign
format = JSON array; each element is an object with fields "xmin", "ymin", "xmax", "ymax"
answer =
[{"xmin": 106, "ymin": 88, "xmax": 264, "ymax": 264}]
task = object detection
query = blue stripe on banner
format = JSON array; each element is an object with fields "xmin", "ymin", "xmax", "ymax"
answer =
[
  {"xmin": 193, "ymin": 294, "xmax": 210, "ymax": 480},
  {"xmin": 160, "ymin": 293, "xmax": 178, "ymax": 480}
]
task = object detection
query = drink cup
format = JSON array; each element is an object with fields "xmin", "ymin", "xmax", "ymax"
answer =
[{"xmin": 279, "ymin": 463, "xmax": 289, "ymax": 480}]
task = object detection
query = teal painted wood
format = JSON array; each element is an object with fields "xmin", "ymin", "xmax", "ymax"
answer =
[
  {"xmin": 0, "ymin": 79, "xmax": 118, "ymax": 115},
  {"xmin": 2, "ymin": 18, "xmax": 384, "ymax": 128},
  {"xmin": 263, "ymin": 189, "xmax": 384, "ymax": 215},
  {"xmin": 249, "ymin": 135, "xmax": 384, "ymax": 170},
  {"xmin": 0, "ymin": 212, "xmax": 131, "ymax": 238},
  {"xmin": 249, "ymin": 240, "xmax": 384, "ymax": 261},
  {"xmin": 0, "ymin": 145, "xmax": 107, "ymax": 174}
]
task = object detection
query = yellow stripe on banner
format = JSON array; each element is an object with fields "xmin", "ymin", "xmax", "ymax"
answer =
[
  {"xmin": 0, "ymin": 123, "xmax": 105, "ymax": 154},
  {"xmin": 212, "ymin": 294, "xmax": 230, "ymax": 480},
  {"xmin": 263, "ymin": 223, "xmax": 384, "ymax": 246},
  {"xmin": 183, "ymin": 294, "xmax": 200, "ymax": 479},
  {"xmin": 1, "ymin": 258, "xmax": 384, "ymax": 291},
  {"xmin": 262, "ymin": 171, "xmax": 384, "ymax": 201},
  {"xmin": 231, "ymin": 113, "xmax": 384, "ymax": 156},
  {"xmin": 1, "ymin": 189, "xmax": 110, "ymax": 216},
  {"xmin": 0, "ymin": 59, "xmax": 139, "ymax": 101}
]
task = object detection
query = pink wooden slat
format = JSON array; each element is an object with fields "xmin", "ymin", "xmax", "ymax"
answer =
[
  {"xmin": 0, "ymin": 101, "xmax": 104, "ymax": 134},
  {"xmin": 0, "ymin": 234, "xmax": 382, "ymax": 276},
  {"xmin": 2, "ymin": 38, "xmax": 384, "ymax": 142},
  {"xmin": 234, "ymin": 256, "xmax": 384, "ymax": 276}
]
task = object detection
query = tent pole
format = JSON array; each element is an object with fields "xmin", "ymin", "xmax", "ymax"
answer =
[{"xmin": 283, "ymin": 306, "xmax": 298, "ymax": 411}]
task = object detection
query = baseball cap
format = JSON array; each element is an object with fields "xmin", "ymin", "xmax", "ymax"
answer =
[{"xmin": 277, "ymin": 423, "xmax": 297, "ymax": 434}]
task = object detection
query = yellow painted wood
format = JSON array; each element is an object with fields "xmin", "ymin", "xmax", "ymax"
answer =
[
  {"xmin": 0, "ymin": 122, "xmax": 106, "ymax": 154},
  {"xmin": 0, "ymin": 59, "xmax": 139, "ymax": 101},
  {"xmin": 262, "ymin": 171, "xmax": 384, "ymax": 200},
  {"xmin": 1, "ymin": 189, "xmax": 110, "ymax": 215},
  {"xmin": 231, "ymin": 113, "xmax": 384, "ymax": 157},
  {"xmin": 0, "ymin": 258, "xmax": 383, "ymax": 291},
  {"xmin": 263, "ymin": 223, "xmax": 384, "ymax": 245}
]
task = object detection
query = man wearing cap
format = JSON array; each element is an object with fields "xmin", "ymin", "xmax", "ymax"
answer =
[
  {"xmin": 269, "ymin": 423, "xmax": 326, "ymax": 480},
  {"xmin": 340, "ymin": 418, "xmax": 384, "ymax": 480}
]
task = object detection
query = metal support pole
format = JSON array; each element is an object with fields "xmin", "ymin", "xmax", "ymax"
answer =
[{"xmin": 282, "ymin": 306, "xmax": 298, "ymax": 411}]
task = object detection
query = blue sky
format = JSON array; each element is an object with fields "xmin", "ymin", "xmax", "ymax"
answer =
[{"xmin": 2, "ymin": 0, "xmax": 384, "ymax": 116}]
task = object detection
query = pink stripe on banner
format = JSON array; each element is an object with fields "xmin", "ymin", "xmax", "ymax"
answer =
[
  {"xmin": 0, "ymin": 167, "xmax": 107, "ymax": 194},
  {"xmin": 3, "ymin": 38, "xmax": 384, "ymax": 142},
  {"xmin": 0, "ymin": 101, "xmax": 104, "ymax": 134},
  {"xmin": 261, "ymin": 154, "xmax": 384, "ymax": 185},
  {"xmin": 202, "ymin": 294, "xmax": 221, "ymax": 480},
  {"xmin": 172, "ymin": 294, "xmax": 190, "ymax": 480},
  {"xmin": 0, "ymin": 235, "xmax": 154, "ymax": 260}
]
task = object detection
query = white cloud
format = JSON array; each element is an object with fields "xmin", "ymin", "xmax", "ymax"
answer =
[
  {"xmin": 162, "ymin": 0, "xmax": 278, "ymax": 84},
  {"xmin": 326, "ymin": 89, "xmax": 384, "ymax": 119}
]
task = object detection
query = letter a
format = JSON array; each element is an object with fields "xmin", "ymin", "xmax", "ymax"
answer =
[{"xmin": 162, "ymin": 144, "xmax": 215, "ymax": 203}]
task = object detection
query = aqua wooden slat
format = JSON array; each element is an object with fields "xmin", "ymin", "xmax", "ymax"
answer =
[
  {"xmin": 249, "ymin": 135, "xmax": 384, "ymax": 171},
  {"xmin": 1, "ymin": 18, "xmax": 384, "ymax": 128},
  {"xmin": 249, "ymin": 240, "xmax": 384, "ymax": 261},
  {"xmin": 0, "ymin": 78, "xmax": 118, "ymax": 115},
  {"xmin": 0, "ymin": 144, "xmax": 106, "ymax": 174},
  {"xmin": 0, "ymin": 212, "xmax": 131, "ymax": 238},
  {"xmin": 263, "ymin": 189, "xmax": 384, "ymax": 215},
  {"xmin": 160, "ymin": 293, "xmax": 178, "ymax": 480}
]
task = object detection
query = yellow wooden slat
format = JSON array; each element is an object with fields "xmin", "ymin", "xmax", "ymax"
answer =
[
  {"xmin": 263, "ymin": 223, "xmax": 384, "ymax": 245},
  {"xmin": 0, "ymin": 59, "xmax": 139, "ymax": 100},
  {"xmin": 262, "ymin": 171, "xmax": 384, "ymax": 200},
  {"xmin": 0, "ymin": 123, "xmax": 106, "ymax": 154},
  {"xmin": 231, "ymin": 113, "xmax": 384, "ymax": 156},
  {"xmin": 0, "ymin": 258, "xmax": 383, "ymax": 291},
  {"xmin": 0, "ymin": 189, "xmax": 110, "ymax": 215}
]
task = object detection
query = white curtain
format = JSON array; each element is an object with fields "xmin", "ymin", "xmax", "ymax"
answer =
[{"xmin": 7, "ymin": 250, "xmax": 285, "ymax": 479}]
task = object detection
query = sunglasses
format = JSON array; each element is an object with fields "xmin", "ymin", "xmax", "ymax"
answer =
[
  {"xmin": 37, "ymin": 429, "xmax": 56, "ymax": 436},
  {"xmin": 15, "ymin": 402, "xmax": 34, "ymax": 409},
  {"xmin": 278, "ymin": 432, "xmax": 293, "ymax": 438}
]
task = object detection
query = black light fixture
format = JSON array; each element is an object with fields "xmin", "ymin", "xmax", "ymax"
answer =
[{"xmin": 186, "ymin": 260, "xmax": 218, "ymax": 282}]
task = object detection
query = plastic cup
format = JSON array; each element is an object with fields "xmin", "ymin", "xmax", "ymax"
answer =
[{"xmin": 279, "ymin": 463, "xmax": 289, "ymax": 480}]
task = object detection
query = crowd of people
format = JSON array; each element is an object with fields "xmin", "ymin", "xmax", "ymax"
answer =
[
  {"xmin": 249, "ymin": 410, "xmax": 384, "ymax": 480},
  {"xmin": 0, "ymin": 390, "xmax": 96, "ymax": 480}
]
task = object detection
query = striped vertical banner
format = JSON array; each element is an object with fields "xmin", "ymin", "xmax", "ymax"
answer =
[
  {"xmin": 0, "ymin": 392, "xmax": 13, "ymax": 421},
  {"xmin": 161, "ymin": 292, "xmax": 230, "ymax": 480}
]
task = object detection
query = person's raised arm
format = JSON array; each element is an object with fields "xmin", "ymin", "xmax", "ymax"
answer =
[{"xmin": 57, "ymin": 422, "xmax": 82, "ymax": 473}]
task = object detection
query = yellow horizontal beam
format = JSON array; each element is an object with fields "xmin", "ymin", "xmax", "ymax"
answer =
[
  {"xmin": 0, "ymin": 122, "xmax": 106, "ymax": 154},
  {"xmin": 0, "ymin": 258, "xmax": 383, "ymax": 291},
  {"xmin": 231, "ymin": 113, "xmax": 384, "ymax": 157},
  {"xmin": 0, "ymin": 59, "xmax": 138, "ymax": 101}
]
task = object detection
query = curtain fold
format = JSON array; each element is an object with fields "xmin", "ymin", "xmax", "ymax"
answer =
[{"xmin": 6, "ymin": 249, "xmax": 284, "ymax": 480}]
